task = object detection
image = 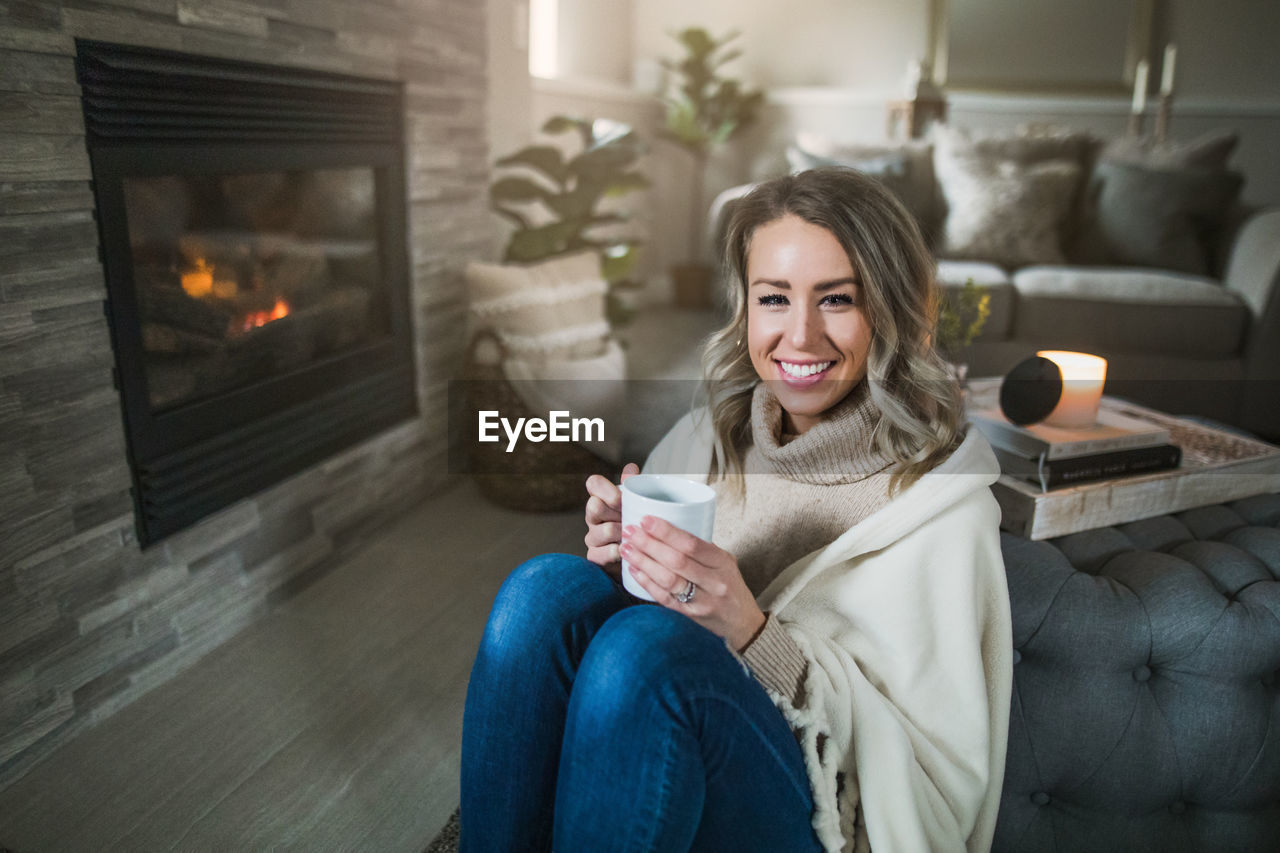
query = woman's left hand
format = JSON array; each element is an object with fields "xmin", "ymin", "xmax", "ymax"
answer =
[{"xmin": 620, "ymin": 515, "xmax": 766, "ymax": 652}]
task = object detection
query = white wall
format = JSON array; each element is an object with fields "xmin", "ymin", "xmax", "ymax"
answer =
[
  {"xmin": 558, "ymin": 0, "xmax": 634, "ymax": 85},
  {"xmin": 487, "ymin": 0, "xmax": 534, "ymax": 257},
  {"xmin": 632, "ymin": 0, "xmax": 931, "ymax": 91}
]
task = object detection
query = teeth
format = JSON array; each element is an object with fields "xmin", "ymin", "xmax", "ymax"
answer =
[{"xmin": 779, "ymin": 361, "xmax": 833, "ymax": 378}]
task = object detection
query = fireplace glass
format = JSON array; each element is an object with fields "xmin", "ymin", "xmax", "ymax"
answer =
[
  {"xmin": 124, "ymin": 167, "xmax": 389, "ymax": 411},
  {"xmin": 78, "ymin": 38, "xmax": 416, "ymax": 545}
]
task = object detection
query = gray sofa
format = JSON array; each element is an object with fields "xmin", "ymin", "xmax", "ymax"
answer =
[
  {"xmin": 995, "ymin": 493, "xmax": 1280, "ymax": 852},
  {"xmin": 708, "ymin": 127, "xmax": 1280, "ymax": 440},
  {"xmin": 938, "ymin": 210, "xmax": 1280, "ymax": 442}
]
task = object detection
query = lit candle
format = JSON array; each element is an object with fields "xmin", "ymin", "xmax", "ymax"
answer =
[
  {"xmin": 1160, "ymin": 44, "xmax": 1177, "ymax": 95},
  {"xmin": 1038, "ymin": 350, "xmax": 1107, "ymax": 429},
  {"xmin": 1132, "ymin": 60, "xmax": 1149, "ymax": 114}
]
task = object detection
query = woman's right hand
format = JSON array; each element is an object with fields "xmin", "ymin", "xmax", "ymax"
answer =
[{"xmin": 584, "ymin": 462, "xmax": 640, "ymax": 580}]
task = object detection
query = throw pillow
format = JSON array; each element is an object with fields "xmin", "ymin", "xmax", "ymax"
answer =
[
  {"xmin": 466, "ymin": 250, "xmax": 610, "ymax": 362},
  {"xmin": 932, "ymin": 124, "xmax": 1098, "ymax": 168},
  {"xmin": 934, "ymin": 148, "xmax": 1082, "ymax": 268},
  {"xmin": 1076, "ymin": 161, "xmax": 1244, "ymax": 276},
  {"xmin": 932, "ymin": 124, "xmax": 1099, "ymax": 261},
  {"xmin": 1102, "ymin": 129, "xmax": 1239, "ymax": 171}
]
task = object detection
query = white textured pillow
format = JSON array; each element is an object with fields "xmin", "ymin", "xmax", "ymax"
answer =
[
  {"xmin": 935, "ymin": 154, "xmax": 1081, "ymax": 269},
  {"xmin": 467, "ymin": 251, "xmax": 610, "ymax": 361}
]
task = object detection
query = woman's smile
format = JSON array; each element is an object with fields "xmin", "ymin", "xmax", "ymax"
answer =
[{"xmin": 774, "ymin": 358, "xmax": 836, "ymax": 384}]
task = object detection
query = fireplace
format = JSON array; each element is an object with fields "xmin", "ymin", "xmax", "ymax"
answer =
[{"xmin": 76, "ymin": 40, "xmax": 418, "ymax": 546}]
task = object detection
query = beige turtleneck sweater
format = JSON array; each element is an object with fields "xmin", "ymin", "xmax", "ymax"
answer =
[{"xmin": 719, "ymin": 381, "xmax": 896, "ymax": 702}]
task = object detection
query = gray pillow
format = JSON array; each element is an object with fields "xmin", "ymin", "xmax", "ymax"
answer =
[
  {"xmin": 1102, "ymin": 130, "xmax": 1239, "ymax": 171},
  {"xmin": 1077, "ymin": 161, "xmax": 1244, "ymax": 275}
]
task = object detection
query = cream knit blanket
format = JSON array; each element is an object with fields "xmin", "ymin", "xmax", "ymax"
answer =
[{"xmin": 645, "ymin": 411, "xmax": 1012, "ymax": 853}]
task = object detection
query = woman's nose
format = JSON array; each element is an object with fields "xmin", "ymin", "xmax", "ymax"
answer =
[{"xmin": 787, "ymin": 305, "xmax": 821, "ymax": 349}]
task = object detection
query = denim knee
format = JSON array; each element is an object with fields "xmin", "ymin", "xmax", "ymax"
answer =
[
  {"xmin": 573, "ymin": 606, "xmax": 720, "ymax": 711},
  {"xmin": 481, "ymin": 553, "xmax": 615, "ymax": 660}
]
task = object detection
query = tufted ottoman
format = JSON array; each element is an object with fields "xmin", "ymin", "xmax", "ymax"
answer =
[{"xmin": 992, "ymin": 493, "xmax": 1280, "ymax": 853}]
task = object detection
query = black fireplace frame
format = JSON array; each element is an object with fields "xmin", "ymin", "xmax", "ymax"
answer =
[{"xmin": 77, "ymin": 40, "xmax": 418, "ymax": 546}]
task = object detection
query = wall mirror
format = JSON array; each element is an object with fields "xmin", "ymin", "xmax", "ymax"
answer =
[{"xmin": 929, "ymin": 0, "xmax": 1154, "ymax": 93}]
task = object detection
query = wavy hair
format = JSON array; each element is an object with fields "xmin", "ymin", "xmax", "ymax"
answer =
[{"xmin": 702, "ymin": 167, "xmax": 964, "ymax": 493}]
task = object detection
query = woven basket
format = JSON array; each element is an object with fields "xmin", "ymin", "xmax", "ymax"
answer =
[{"xmin": 462, "ymin": 331, "xmax": 618, "ymax": 512}]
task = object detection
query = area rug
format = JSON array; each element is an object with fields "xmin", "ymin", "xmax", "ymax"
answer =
[{"xmin": 424, "ymin": 808, "xmax": 460, "ymax": 853}]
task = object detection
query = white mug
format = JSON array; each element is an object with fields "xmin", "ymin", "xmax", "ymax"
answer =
[{"xmin": 619, "ymin": 475, "xmax": 716, "ymax": 601}]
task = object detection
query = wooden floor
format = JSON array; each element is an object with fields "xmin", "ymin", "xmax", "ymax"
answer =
[
  {"xmin": 0, "ymin": 306, "xmax": 717, "ymax": 852},
  {"xmin": 0, "ymin": 479, "xmax": 584, "ymax": 852}
]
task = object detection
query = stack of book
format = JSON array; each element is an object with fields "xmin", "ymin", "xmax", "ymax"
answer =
[{"xmin": 968, "ymin": 406, "xmax": 1182, "ymax": 491}]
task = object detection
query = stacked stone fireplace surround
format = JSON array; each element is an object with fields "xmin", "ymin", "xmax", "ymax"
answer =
[{"xmin": 0, "ymin": 0, "xmax": 489, "ymax": 788}]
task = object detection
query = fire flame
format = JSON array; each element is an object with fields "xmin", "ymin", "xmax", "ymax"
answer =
[
  {"xmin": 241, "ymin": 298, "xmax": 290, "ymax": 332},
  {"xmin": 181, "ymin": 259, "xmax": 214, "ymax": 298}
]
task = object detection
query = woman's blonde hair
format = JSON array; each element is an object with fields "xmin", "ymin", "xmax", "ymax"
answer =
[{"xmin": 702, "ymin": 166, "xmax": 964, "ymax": 493}]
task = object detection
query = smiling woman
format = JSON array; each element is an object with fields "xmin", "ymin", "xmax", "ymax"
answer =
[
  {"xmin": 745, "ymin": 215, "xmax": 874, "ymax": 435},
  {"xmin": 459, "ymin": 167, "xmax": 1011, "ymax": 853}
]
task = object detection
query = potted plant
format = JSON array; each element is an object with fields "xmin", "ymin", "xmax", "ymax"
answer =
[
  {"xmin": 937, "ymin": 278, "xmax": 991, "ymax": 384},
  {"xmin": 659, "ymin": 27, "xmax": 763, "ymax": 308},
  {"xmin": 489, "ymin": 115, "xmax": 650, "ymax": 327}
]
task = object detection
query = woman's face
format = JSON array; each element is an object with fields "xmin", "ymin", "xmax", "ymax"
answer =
[{"xmin": 745, "ymin": 214, "xmax": 873, "ymax": 435}]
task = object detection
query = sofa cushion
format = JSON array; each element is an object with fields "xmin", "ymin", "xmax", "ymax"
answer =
[
  {"xmin": 1074, "ymin": 161, "xmax": 1245, "ymax": 276},
  {"xmin": 466, "ymin": 250, "xmax": 610, "ymax": 362},
  {"xmin": 934, "ymin": 153, "xmax": 1082, "ymax": 268},
  {"xmin": 1011, "ymin": 266, "xmax": 1249, "ymax": 358},
  {"xmin": 937, "ymin": 260, "xmax": 1014, "ymax": 340}
]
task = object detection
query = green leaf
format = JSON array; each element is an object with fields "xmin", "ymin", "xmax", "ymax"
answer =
[
  {"xmin": 489, "ymin": 176, "xmax": 552, "ymax": 204},
  {"xmin": 600, "ymin": 244, "xmax": 639, "ymax": 282},
  {"xmin": 604, "ymin": 172, "xmax": 651, "ymax": 196},
  {"xmin": 711, "ymin": 48, "xmax": 742, "ymax": 69},
  {"xmin": 541, "ymin": 114, "xmax": 593, "ymax": 148},
  {"xmin": 605, "ymin": 289, "xmax": 637, "ymax": 328},
  {"xmin": 571, "ymin": 150, "xmax": 637, "ymax": 185},
  {"xmin": 503, "ymin": 220, "xmax": 579, "ymax": 263},
  {"xmin": 494, "ymin": 145, "xmax": 567, "ymax": 185}
]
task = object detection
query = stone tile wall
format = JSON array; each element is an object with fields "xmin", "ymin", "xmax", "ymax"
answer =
[{"xmin": 0, "ymin": 0, "xmax": 489, "ymax": 789}]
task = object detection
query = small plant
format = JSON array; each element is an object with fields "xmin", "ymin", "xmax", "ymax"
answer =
[
  {"xmin": 660, "ymin": 28, "xmax": 764, "ymax": 158},
  {"xmin": 660, "ymin": 27, "xmax": 763, "ymax": 281},
  {"xmin": 937, "ymin": 278, "xmax": 991, "ymax": 358},
  {"xmin": 489, "ymin": 116, "xmax": 650, "ymax": 326}
]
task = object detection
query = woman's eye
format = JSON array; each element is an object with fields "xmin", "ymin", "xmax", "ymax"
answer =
[
  {"xmin": 756, "ymin": 293, "xmax": 788, "ymax": 307},
  {"xmin": 821, "ymin": 293, "xmax": 856, "ymax": 307}
]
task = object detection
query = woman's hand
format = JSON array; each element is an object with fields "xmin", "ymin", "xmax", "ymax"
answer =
[
  {"xmin": 584, "ymin": 463, "xmax": 641, "ymax": 581},
  {"xmin": 620, "ymin": 516, "xmax": 767, "ymax": 652}
]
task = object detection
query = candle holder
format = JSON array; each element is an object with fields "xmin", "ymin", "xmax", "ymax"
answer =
[
  {"xmin": 998, "ymin": 351, "xmax": 1108, "ymax": 428},
  {"xmin": 1154, "ymin": 93, "xmax": 1173, "ymax": 143},
  {"xmin": 1127, "ymin": 111, "xmax": 1145, "ymax": 138}
]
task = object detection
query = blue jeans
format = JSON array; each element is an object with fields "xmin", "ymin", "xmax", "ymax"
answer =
[{"xmin": 459, "ymin": 553, "xmax": 823, "ymax": 853}]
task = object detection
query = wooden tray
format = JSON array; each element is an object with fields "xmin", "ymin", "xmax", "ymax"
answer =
[{"xmin": 965, "ymin": 380, "xmax": 1280, "ymax": 540}]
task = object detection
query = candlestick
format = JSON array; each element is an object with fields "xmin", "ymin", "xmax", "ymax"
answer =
[
  {"xmin": 1038, "ymin": 351, "xmax": 1107, "ymax": 428},
  {"xmin": 1132, "ymin": 59, "xmax": 1149, "ymax": 114},
  {"xmin": 1160, "ymin": 44, "xmax": 1177, "ymax": 96},
  {"xmin": 1154, "ymin": 92, "xmax": 1172, "ymax": 143}
]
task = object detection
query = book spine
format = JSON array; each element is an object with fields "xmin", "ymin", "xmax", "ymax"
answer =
[
  {"xmin": 1047, "ymin": 430, "xmax": 1171, "ymax": 460},
  {"xmin": 1035, "ymin": 445, "xmax": 1182, "ymax": 488}
]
